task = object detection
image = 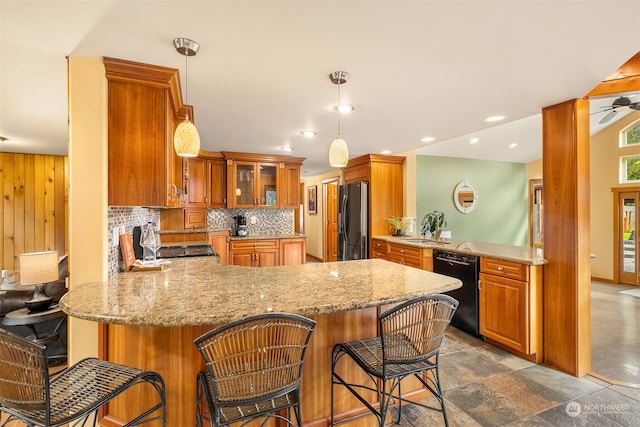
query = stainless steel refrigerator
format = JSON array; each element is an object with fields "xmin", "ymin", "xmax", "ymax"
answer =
[{"xmin": 338, "ymin": 181, "xmax": 369, "ymax": 261}]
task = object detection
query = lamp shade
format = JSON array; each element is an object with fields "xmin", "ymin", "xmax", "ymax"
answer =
[
  {"xmin": 329, "ymin": 137, "xmax": 349, "ymax": 167},
  {"xmin": 174, "ymin": 119, "xmax": 201, "ymax": 157},
  {"xmin": 19, "ymin": 251, "xmax": 59, "ymax": 286}
]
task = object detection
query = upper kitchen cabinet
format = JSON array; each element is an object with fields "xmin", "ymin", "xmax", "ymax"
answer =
[
  {"xmin": 342, "ymin": 154, "xmax": 405, "ymax": 239},
  {"xmin": 184, "ymin": 151, "xmax": 226, "ymax": 208},
  {"xmin": 105, "ymin": 57, "xmax": 187, "ymax": 207},
  {"xmin": 224, "ymin": 152, "xmax": 304, "ymax": 209}
]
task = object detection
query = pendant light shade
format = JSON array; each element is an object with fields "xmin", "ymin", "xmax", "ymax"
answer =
[
  {"xmin": 329, "ymin": 135, "xmax": 349, "ymax": 167},
  {"xmin": 173, "ymin": 38, "xmax": 201, "ymax": 157},
  {"xmin": 328, "ymin": 71, "xmax": 351, "ymax": 168},
  {"xmin": 174, "ymin": 119, "xmax": 201, "ymax": 157}
]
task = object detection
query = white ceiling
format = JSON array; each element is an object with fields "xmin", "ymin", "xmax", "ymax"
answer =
[{"xmin": 2, "ymin": 1, "xmax": 640, "ymax": 177}]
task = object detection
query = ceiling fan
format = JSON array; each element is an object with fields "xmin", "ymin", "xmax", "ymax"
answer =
[{"xmin": 596, "ymin": 96, "xmax": 640, "ymax": 124}]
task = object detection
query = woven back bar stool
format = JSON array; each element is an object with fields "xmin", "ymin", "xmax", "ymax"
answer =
[
  {"xmin": 0, "ymin": 328, "xmax": 166, "ymax": 427},
  {"xmin": 331, "ymin": 294, "xmax": 458, "ymax": 427},
  {"xmin": 194, "ymin": 313, "xmax": 316, "ymax": 427}
]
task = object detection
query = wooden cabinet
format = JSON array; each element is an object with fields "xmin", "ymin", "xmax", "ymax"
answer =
[
  {"xmin": 105, "ymin": 57, "xmax": 185, "ymax": 207},
  {"xmin": 229, "ymin": 239, "xmax": 279, "ymax": 267},
  {"xmin": 371, "ymin": 238, "xmax": 388, "ymax": 259},
  {"xmin": 184, "ymin": 153, "xmax": 226, "ymax": 208},
  {"xmin": 208, "ymin": 231, "xmax": 229, "ymax": 265},
  {"xmin": 224, "ymin": 152, "xmax": 304, "ymax": 209},
  {"xmin": 184, "ymin": 208, "xmax": 206, "ymax": 229},
  {"xmin": 280, "ymin": 164, "xmax": 301, "ymax": 208},
  {"xmin": 280, "ymin": 238, "xmax": 306, "ymax": 265},
  {"xmin": 479, "ymin": 257, "xmax": 543, "ymax": 362},
  {"xmin": 228, "ymin": 160, "xmax": 279, "ymax": 208},
  {"xmin": 374, "ymin": 239, "xmax": 434, "ymax": 271},
  {"xmin": 342, "ymin": 155, "xmax": 405, "ymax": 256}
]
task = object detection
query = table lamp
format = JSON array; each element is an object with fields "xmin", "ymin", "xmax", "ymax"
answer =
[{"xmin": 19, "ymin": 251, "xmax": 59, "ymax": 312}]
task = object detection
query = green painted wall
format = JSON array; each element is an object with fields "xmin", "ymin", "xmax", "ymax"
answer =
[{"xmin": 416, "ymin": 155, "xmax": 527, "ymax": 246}]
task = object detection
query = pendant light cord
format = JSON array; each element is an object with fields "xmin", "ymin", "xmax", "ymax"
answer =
[
  {"xmin": 337, "ymin": 79, "xmax": 341, "ymax": 136},
  {"xmin": 184, "ymin": 54, "xmax": 189, "ymax": 121}
]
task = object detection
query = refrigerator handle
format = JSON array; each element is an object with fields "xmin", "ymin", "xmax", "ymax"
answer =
[{"xmin": 340, "ymin": 194, "xmax": 349, "ymax": 236}]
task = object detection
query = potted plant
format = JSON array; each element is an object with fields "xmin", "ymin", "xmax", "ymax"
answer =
[
  {"xmin": 385, "ymin": 216, "xmax": 408, "ymax": 236},
  {"xmin": 420, "ymin": 211, "xmax": 447, "ymax": 238}
]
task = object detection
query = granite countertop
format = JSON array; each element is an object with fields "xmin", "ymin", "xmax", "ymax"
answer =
[
  {"xmin": 156, "ymin": 228, "xmax": 229, "ymax": 235},
  {"xmin": 228, "ymin": 233, "xmax": 305, "ymax": 241},
  {"xmin": 373, "ymin": 235, "xmax": 546, "ymax": 266},
  {"xmin": 59, "ymin": 258, "xmax": 461, "ymax": 327},
  {"xmin": 156, "ymin": 229, "xmax": 305, "ymax": 240}
]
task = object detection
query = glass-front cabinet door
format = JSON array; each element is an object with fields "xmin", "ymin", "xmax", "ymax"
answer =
[
  {"xmin": 229, "ymin": 161, "xmax": 279, "ymax": 208},
  {"xmin": 258, "ymin": 163, "xmax": 278, "ymax": 207},
  {"xmin": 233, "ymin": 162, "xmax": 255, "ymax": 208}
]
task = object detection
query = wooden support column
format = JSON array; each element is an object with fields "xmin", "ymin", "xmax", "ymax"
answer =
[{"xmin": 542, "ymin": 99, "xmax": 591, "ymax": 376}]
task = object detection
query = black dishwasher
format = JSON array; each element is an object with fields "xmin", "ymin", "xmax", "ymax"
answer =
[{"xmin": 433, "ymin": 249, "xmax": 481, "ymax": 337}]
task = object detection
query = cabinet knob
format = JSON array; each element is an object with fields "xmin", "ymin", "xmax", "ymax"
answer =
[
  {"xmin": 478, "ymin": 279, "xmax": 482, "ymax": 291},
  {"xmin": 497, "ymin": 266, "xmax": 504, "ymax": 271},
  {"xmin": 400, "ymin": 249, "xmax": 405, "ymax": 253}
]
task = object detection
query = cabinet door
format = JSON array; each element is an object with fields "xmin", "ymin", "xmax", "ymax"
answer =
[
  {"xmin": 280, "ymin": 238, "xmax": 306, "ymax": 265},
  {"xmin": 280, "ymin": 164, "xmax": 300, "ymax": 208},
  {"xmin": 108, "ymin": 82, "xmax": 166, "ymax": 207},
  {"xmin": 207, "ymin": 159, "xmax": 226, "ymax": 208},
  {"xmin": 258, "ymin": 163, "xmax": 278, "ymax": 207},
  {"xmin": 229, "ymin": 249, "xmax": 254, "ymax": 266},
  {"xmin": 208, "ymin": 232, "xmax": 229, "ymax": 265},
  {"xmin": 479, "ymin": 273, "xmax": 529, "ymax": 353},
  {"xmin": 184, "ymin": 158, "xmax": 207, "ymax": 208},
  {"xmin": 229, "ymin": 161, "xmax": 256, "ymax": 208},
  {"xmin": 255, "ymin": 248, "xmax": 279, "ymax": 267}
]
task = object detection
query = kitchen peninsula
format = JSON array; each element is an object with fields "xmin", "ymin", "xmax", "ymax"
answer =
[{"xmin": 60, "ymin": 257, "xmax": 461, "ymax": 426}]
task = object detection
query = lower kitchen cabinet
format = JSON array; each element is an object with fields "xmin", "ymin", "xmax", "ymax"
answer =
[
  {"xmin": 207, "ymin": 231, "xmax": 229, "ymax": 265},
  {"xmin": 385, "ymin": 242, "xmax": 433, "ymax": 271},
  {"xmin": 229, "ymin": 239, "xmax": 279, "ymax": 267},
  {"xmin": 280, "ymin": 238, "xmax": 306, "ymax": 265},
  {"xmin": 479, "ymin": 257, "xmax": 543, "ymax": 362},
  {"xmin": 371, "ymin": 238, "xmax": 388, "ymax": 259}
]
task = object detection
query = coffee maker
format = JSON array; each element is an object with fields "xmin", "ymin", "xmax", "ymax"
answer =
[{"xmin": 233, "ymin": 214, "xmax": 248, "ymax": 236}]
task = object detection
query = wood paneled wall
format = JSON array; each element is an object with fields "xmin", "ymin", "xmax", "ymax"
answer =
[{"xmin": 0, "ymin": 153, "xmax": 68, "ymax": 270}]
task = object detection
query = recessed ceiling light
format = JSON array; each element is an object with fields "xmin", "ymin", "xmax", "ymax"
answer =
[
  {"xmin": 299, "ymin": 130, "xmax": 316, "ymax": 137},
  {"xmin": 485, "ymin": 115, "xmax": 505, "ymax": 122},
  {"xmin": 281, "ymin": 145, "xmax": 294, "ymax": 152},
  {"xmin": 509, "ymin": 143, "xmax": 518, "ymax": 149},
  {"xmin": 381, "ymin": 150, "xmax": 392, "ymax": 154},
  {"xmin": 470, "ymin": 138, "xmax": 479, "ymax": 144},
  {"xmin": 421, "ymin": 137, "xmax": 435, "ymax": 143},
  {"xmin": 333, "ymin": 104, "xmax": 355, "ymax": 113}
]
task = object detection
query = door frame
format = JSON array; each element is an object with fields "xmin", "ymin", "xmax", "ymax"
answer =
[
  {"xmin": 322, "ymin": 178, "xmax": 340, "ymax": 262},
  {"xmin": 612, "ymin": 186, "xmax": 640, "ymax": 285}
]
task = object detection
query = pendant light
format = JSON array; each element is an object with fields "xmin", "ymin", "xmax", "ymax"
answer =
[
  {"xmin": 329, "ymin": 71, "xmax": 350, "ymax": 167},
  {"xmin": 173, "ymin": 38, "xmax": 201, "ymax": 157}
]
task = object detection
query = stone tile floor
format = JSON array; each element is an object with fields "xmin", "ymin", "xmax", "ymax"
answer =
[{"xmin": 400, "ymin": 327, "xmax": 640, "ymax": 426}]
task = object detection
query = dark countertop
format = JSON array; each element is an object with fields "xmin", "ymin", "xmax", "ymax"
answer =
[{"xmin": 373, "ymin": 235, "xmax": 546, "ymax": 266}]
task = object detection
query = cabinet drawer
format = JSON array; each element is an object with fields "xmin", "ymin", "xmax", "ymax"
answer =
[
  {"xmin": 371, "ymin": 239, "xmax": 388, "ymax": 258},
  {"xmin": 480, "ymin": 257, "xmax": 528, "ymax": 281},
  {"xmin": 387, "ymin": 253, "xmax": 421, "ymax": 268},
  {"xmin": 230, "ymin": 239, "xmax": 279, "ymax": 250},
  {"xmin": 388, "ymin": 243, "xmax": 421, "ymax": 258}
]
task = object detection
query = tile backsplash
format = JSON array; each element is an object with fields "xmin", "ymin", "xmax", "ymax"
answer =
[{"xmin": 108, "ymin": 207, "xmax": 294, "ymax": 277}]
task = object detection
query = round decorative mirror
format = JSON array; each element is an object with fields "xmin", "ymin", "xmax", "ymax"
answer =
[{"xmin": 453, "ymin": 181, "xmax": 478, "ymax": 214}]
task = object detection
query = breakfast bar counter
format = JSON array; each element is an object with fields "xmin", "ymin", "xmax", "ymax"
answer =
[{"xmin": 60, "ymin": 258, "xmax": 461, "ymax": 426}]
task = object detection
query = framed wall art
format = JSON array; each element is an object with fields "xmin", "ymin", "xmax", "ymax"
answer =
[{"xmin": 307, "ymin": 185, "xmax": 317, "ymax": 214}]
